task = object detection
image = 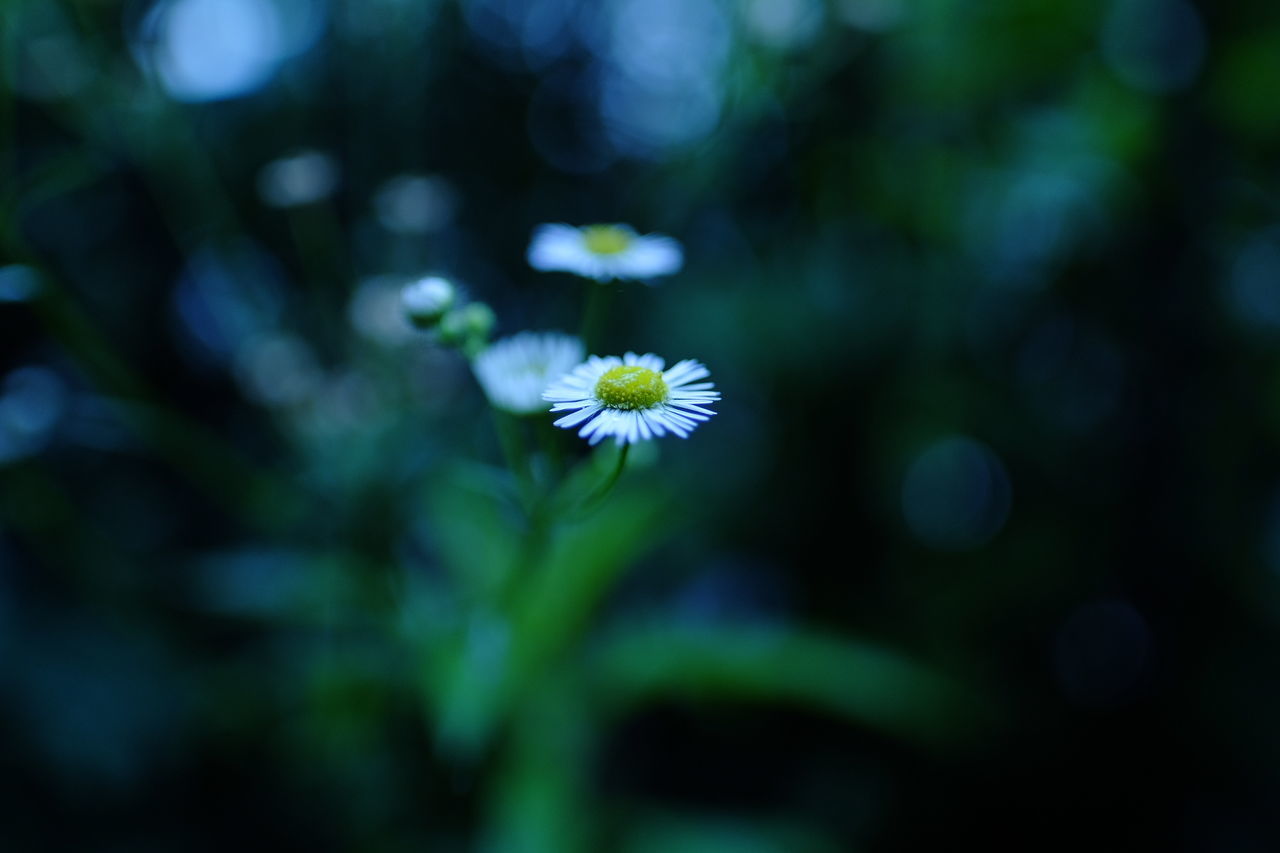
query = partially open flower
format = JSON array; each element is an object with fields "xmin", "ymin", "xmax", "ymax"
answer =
[
  {"xmin": 543, "ymin": 352, "xmax": 718, "ymax": 445},
  {"xmin": 526, "ymin": 223, "xmax": 683, "ymax": 282},
  {"xmin": 473, "ymin": 331, "xmax": 585, "ymax": 415}
]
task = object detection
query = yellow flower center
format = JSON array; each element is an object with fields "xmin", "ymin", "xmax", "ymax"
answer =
[
  {"xmin": 582, "ymin": 225, "xmax": 633, "ymax": 256},
  {"xmin": 595, "ymin": 365, "xmax": 667, "ymax": 409}
]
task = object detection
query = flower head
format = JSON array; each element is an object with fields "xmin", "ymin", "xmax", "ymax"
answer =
[
  {"xmin": 401, "ymin": 276, "xmax": 456, "ymax": 327},
  {"xmin": 527, "ymin": 223, "xmax": 683, "ymax": 282},
  {"xmin": 543, "ymin": 352, "xmax": 718, "ymax": 445},
  {"xmin": 473, "ymin": 331, "xmax": 586, "ymax": 415}
]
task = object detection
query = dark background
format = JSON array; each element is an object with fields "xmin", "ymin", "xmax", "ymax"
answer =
[{"xmin": 4, "ymin": 0, "xmax": 1280, "ymax": 850}]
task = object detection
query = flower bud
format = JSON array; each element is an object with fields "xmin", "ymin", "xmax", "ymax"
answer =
[
  {"xmin": 437, "ymin": 302, "xmax": 496, "ymax": 354},
  {"xmin": 401, "ymin": 276, "xmax": 456, "ymax": 328}
]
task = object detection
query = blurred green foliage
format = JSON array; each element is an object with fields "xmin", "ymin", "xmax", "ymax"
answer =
[{"xmin": 4, "ymin": 0, "xmax": 1280, "ymax": 850}]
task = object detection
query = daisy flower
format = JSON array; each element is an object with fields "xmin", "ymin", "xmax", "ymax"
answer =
[
  {"xmin": 526, "ymin": 223, "xmax": 683, "ymax": 282},
  {"xmin": 543, "ymin": 352, "xmax": 719, "ymax": 445},
  {"xmin": 472, "ymin": 331, "xmax": 586, "ymax": 415}
]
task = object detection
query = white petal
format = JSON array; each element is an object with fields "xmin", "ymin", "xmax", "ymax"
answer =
[
  {"xmin": 659, "ymin": 408, "xmax": 701, "ymax": 429},
  {"xmin": 554, "ymin": 404, "xmax": 602, "ymax": 429},
  {"xmin": 652, "ymin": 410, "xmax": 691, "ymax": 437},
  {"xmin": 543, "ymin": 383, "xmax": 586, "ymax": 401},
  {"xmin": 527, "ymin": 224, "xmax": 587, "ymax": 272},
  {"xmin": 663, "ymin": 359, "xmax": 710, "ymax": 387},
  {"xmin": 614, "ymin": 235, "xmax": 683, "ymax": 279},
  {"xmin": 668, "ymin": 389, "xmax": 719, "ymax": 402},
  {"xmin": 545, "ymin": 354, "xmax": 618, "ymax": 401},
  {"xmin": 625, "ymin": 410, "xmax": 642, "ymax": 445},
  {"xmin": 586, "ymin": 355, "xmax": 622, "ymax": 374},
  {"xmin": 550, "ymin": 398, "xmax": 594, "ymax": 411},
  {"xmin": 669, "ymin": 393, "xmax": 720, "ymax": 407},
  {"xmin": 635, "ymin": 353, "xmax": 665, "ymax": 372},
  {"xmin": 579, "ymin": 408, "xmax": 616, "ymax": 443},
  {"xmin": 635, "ymin": 410, "xmax": 657, "ymax": 440}
]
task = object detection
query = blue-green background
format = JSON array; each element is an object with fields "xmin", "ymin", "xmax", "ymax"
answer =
[{"xmin": 4, "ymin": 0, "xmax": 1280, "ymax": 850}]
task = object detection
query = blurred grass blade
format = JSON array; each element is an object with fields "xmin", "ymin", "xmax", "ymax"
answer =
[
  {"xmin": 481, "ymin": 676, "xmax": 593, "ymax": 853},
  {"xmin": 622, "ymin": 811, "xmax": 843, "ymax": 853},
  {"xmin": 507, "ymin": 487, "xmax": 668, "ymax": 688},
  {"xmin": 434, "ymin": 485, "xmax": 668, "ymax": 757},
  {"xmin": 594, "ymin": 625, "xmax": 995, "ymax": 748}
]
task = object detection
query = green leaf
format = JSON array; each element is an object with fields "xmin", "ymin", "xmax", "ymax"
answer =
[{"xmin": 593, "ymin": 624, "xmax": 995, "ymax": 748}]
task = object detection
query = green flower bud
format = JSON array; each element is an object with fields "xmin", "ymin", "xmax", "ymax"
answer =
[
  {"xmin": 459, "ymin": 302, "xmax": 496, "ymax": 340},
  {"xmin": 437, "ymin": 302, "xmax": 496, "ymax": 355}
]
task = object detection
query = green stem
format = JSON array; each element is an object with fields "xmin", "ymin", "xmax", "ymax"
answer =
[
  {"xmin": 501, "ymin": 429, "xmax": 559, "ymax": 611},
  {"xmin": 570, "ymin": 443, "xmax": 630, "ymax": 518},
  {"xmin": 490, "ymin": 408, "xmax": 535, "ymax": 510},
  {"xmin": 534, "ymin": 416, "xmax": 565, "ymax": 483},
  {"xmin": 509, "ymin": 499, "xmax": 552, "ymax": 594},
  {"xmin": 578, "ymin": 284, "xmax": 612, "ymax": 352}
]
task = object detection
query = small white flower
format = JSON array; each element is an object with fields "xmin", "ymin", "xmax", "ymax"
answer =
[
  {"xmin": 543, "ymin": 352, "xmax": 719, "ymax": 445},
  {"xmin": 527, "ymin": 223, "xmax": 683, "ymax": 282},
  {"xmin": 473, "ymin": 331, "xmax": 586, "ymax": 415},
  {"xmin": 401, "ymin": 276, "xmax": 456, "ymax": 326}
]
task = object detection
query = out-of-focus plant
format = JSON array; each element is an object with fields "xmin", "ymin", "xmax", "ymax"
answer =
[
  {"xmin": 0, "ymin": 1, "xmax": 1063, "ymax": 848},
  {"xmin": 382, "ymin": 221, "xmax": 988, "ymax": 850}
]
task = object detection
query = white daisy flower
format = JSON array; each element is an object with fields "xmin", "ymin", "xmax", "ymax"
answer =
[
  {"xmin": 526, "ymin": 223, "xmax": 683, "ymax": 282},
  {"xmin": 543, "ymin": 352, "xmax": 719, "ymax": 445},
  {"xmin": 472, "ymin": 331, "xmax": 586, "ymax": 415}
]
